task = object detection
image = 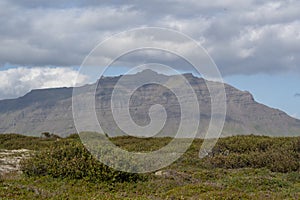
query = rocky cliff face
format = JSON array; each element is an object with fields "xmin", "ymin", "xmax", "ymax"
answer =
[{"xmin": 1, "ymin": 70, "xmax": 299, "ymax": 137}]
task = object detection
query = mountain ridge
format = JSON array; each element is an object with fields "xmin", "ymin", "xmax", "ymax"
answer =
[{"xmin": 1, "ymin": 70, "xmax": 300, "ymax": 137}]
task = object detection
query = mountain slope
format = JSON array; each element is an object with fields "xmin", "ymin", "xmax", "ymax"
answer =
[{"xmin": 0, "ymin": 70, "xmax": 299, "ymax": 137}]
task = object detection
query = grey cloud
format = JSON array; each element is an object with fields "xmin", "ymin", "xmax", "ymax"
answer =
[
  {"xmin": 198, "ymin": 1, "xmax": 300, "ymax": 75},
  {"xmin": 295, "ymin": 93, "xmax": 300, "ymax": 98},
  {"xmin": 0, "ymin": 0, "xmax": 300, "ymax": 76}
]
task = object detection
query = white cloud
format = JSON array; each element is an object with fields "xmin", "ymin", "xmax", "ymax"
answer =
[
  {"xmin": 0, "ymin": 67, "xmax": 88, "ymax": 99},
  {"xmin": 291, "ymin": 113, "xmax": 300, "ymax": 119}
]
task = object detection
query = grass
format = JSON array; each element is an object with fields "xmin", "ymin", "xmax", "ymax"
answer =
[{"xmin": 0, "ymin": 133, "xmax": 299, "ymax": 199}]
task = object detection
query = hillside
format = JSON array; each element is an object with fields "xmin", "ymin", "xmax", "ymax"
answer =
[{"xmin": 0, "ymin": 70, "xmax": 300, "ymax": 137}]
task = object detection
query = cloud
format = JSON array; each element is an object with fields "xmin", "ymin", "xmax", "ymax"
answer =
[
  {"xmin": 294, "ymin": 93, "xmax": 300, "ymax": 98},
  {"xmin": 0, "ymin": 67, "xmax": 88, "ymax": 100},
  {"xmin": 0, "ymin": 0, "xmax": 299, "ymax": 76},
  {"xmin": 291, "ymin": 113, "xmax": 300, "ymax": 119}
]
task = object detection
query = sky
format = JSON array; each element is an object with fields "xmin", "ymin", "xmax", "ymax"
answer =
[{"xmin": 0, "ymin": 0, "xmax": 299, "ymax": 118}]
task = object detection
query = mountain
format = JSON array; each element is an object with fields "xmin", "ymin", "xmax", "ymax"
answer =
[{"xmin": 1, "ymin": 70, "xmax": 300, "ymax": 137}]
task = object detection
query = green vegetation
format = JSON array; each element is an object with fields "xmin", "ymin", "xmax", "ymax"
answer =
[
  {"xmin": 0, "ymin": 133, "xmax": 58, "ymax": 150},
  {"xmin": 0, "ymin": 133, "xmax": 299, "ymax": 199},
  {"xmin": 200, "ymin": 135, "xmax": 300, "ymax": 173},
  {"xmin": 20, "ymin": 140, "xmax": 142, "ymax": 183}
]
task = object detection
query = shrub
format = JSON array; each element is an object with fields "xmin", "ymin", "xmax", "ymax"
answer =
[
  {"xmin": 0, "ymin": 133, "xmax": 57, "ymax": 150},
  {"xmin": 202, "ymin": 136, "xmax": 300, "ymax": 173},
  {"xmin": 266, "ymin": 150, "xmax": 299, "ymax": 173},
  {"xmin": 20, "ymin": 141, "xmax": 143, "ymax": 183},
  {"xmin": 213, "ymin": 135, "xmax": 274, "ymax": 154},
  {"xmin": 41, "ymin": 132, "xmax": 61, "ymax": 139},
  {"xmin": 293, "ymin": 137, "xmax": 300, "ymax": 152},
  {"xmin": 41, "ymin": 132, "xmax": 51, "ymax": 138},
  {"xmin": 65, "ymin": 133, "xmax": 80, "ymax": 140}
]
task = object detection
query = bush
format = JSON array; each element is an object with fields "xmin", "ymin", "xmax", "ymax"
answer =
[
  {"xmin": 0, "ymin": 133, "xmax": 57, "ymax": 150},
  {"xmin": 293, "ymin": 137, "xmax": 300, "ymax": 152},
  {"xmin": 65, "ymin": 133, "xmax": 80, "ymax": 140},
  {"xmin": 202, "ymin": 136, "xmax": 300, "ymax": 173},
  {"xmin": 266, "ymin": 150, "xmax": 299, "ymax": 173},
  {"xmin": 20, "ymin": 141, "xmax": 143, "ymax": 183}
]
